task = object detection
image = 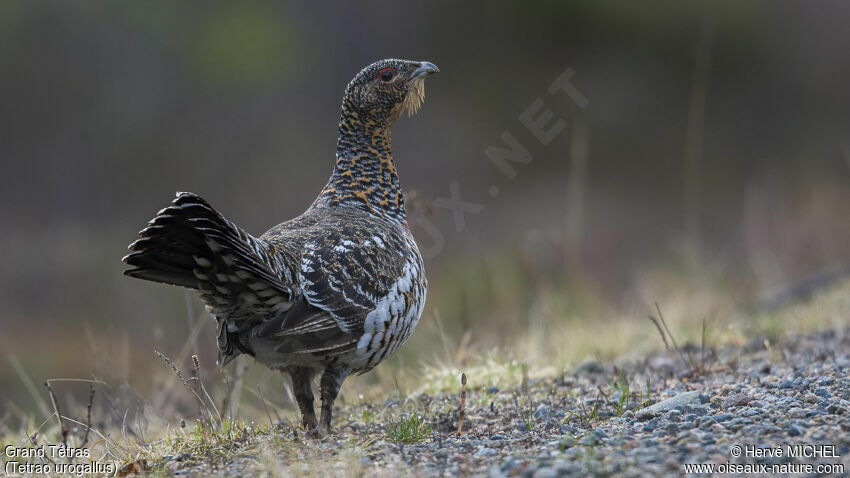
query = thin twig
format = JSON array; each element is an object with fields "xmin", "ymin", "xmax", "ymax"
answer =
[
  {"xmin": 44, "ymin": 381, "xmax": 68, "ymax": 447},
  {"xmin": 654, "ymin": 302, "xmax": 690, "ymax": 367},
  {"xmin": 596, "ymin": 385, "xmax": 614, "ymax": 407},
  {"xmin": 457, "ymin": 373, "xmax": 467, "ymax": 435},
  {"xmin": 27, "ymin": 430, "xmax": 56, "ymax": 466},
  {"xmin": 136, "ymin": 401, "xmax": 147, "ymax": 446},
  {"xmin": 92, "ymin": 378, "xmax": 141, "ymax": 441},
  {"xmin": 155, "ymin": 350, "xmax": 211, "ymax": 423},
  {"xmin": 521, "ymin": 363, "xmax": 529, "ymax": 396},
  {"xmin": 647, "ymin": 315, "xmax": 669, "ymax": 350},
  {"xmin": 81, "ymin": 384, "xmax": 95, "ymax": 448},
  {"xmin": 121, "ymin": 409, "xmax": 130, "ymax": 447},
  {"xmin": 257, "ymin": 385, "xmax": 274, "ymax": 430},
  {"xmin": 192, "ymin": 355, "xmax": 222, "ymax": 426}
]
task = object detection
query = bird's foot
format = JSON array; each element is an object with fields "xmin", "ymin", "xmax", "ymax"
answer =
[{"xmin": 304, "ymin": 424, "xmax": 330, "ymax": 440}]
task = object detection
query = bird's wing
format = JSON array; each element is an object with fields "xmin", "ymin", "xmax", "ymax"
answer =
[{"xmin": 257, "ymin": 219, "xmax": 421, "ymax": 356}]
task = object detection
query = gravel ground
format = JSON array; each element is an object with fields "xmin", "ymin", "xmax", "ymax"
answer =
[{"xmin": 157, "ymin": 327, "xmax": 850, "ymax": 476}]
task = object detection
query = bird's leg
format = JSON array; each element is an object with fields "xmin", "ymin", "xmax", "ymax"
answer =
[
  {"xmin": 288, "ymin": 368, "xmax": 318, "ymax": 431},
  {"xmin": 315, "ymin": 366, "xmax": 347, "ymax": 437}
]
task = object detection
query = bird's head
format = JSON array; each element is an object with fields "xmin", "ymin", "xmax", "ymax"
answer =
[{"xmin": 342, "ymin": 59, "xmax": 439, "ymax": 125}]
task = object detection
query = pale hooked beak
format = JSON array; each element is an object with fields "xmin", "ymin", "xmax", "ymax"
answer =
[{"xmin": 411, "ymin": 61, "xmax": 439, "ymax": 79}]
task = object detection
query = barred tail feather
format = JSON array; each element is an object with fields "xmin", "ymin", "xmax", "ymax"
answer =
[
  {"xmin": 123, "ymin": 192, "xmax": 295, "ymax": 331},
  {"xmin": 123, "ymin": 192, "xmax": 260, "ymax": 287}
]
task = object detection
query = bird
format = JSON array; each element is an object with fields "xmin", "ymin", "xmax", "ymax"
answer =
[{"xmin": 122, "ymin": 59, "xmax": 438, "ymax": 437}]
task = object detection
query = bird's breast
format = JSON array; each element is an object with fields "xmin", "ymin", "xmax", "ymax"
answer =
[{"xmin": 350, "ymin": 252, "xmax": 427, "ymax": 371}]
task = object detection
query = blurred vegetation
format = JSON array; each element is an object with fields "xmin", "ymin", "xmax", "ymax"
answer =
[{"xmin": 1, "ymin": 0, "xmax": 849, "ymax": 427}]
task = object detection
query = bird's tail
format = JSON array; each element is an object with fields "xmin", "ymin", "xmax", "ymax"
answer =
[
  {"xmin": 123, "ymin": 192, "xmax": 296, "ymax": 366},
  {"xmin": 126, "ymin": 193, "xmax": 240, "ymax": 286},
  {"xmin": 122, "ymin": 192, "xmax": 291, "ymax": 295}
]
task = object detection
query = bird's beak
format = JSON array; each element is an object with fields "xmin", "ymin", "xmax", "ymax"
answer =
[{"xmin": 411, "ymin": 61, "xmax": 439, "ymax": 79}]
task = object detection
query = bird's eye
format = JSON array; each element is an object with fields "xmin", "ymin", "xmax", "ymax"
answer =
[{"xmin": 378, "ymin": 67, "xmax": 396, "ymax": 82}]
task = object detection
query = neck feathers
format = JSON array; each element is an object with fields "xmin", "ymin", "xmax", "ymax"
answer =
[{"xmin": 315, "ymin": 108, "xmax": 406, "ymax": 221}]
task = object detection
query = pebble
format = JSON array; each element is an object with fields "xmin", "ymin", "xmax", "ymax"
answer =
[
  {"xmin": 724, "ymin": 394, "xmax": 752, "ymax": 408},
  {"xmin": 476, "ymin": 448, "xmax": 498, "ymax": 457},
  {"xmin": 533, "ymin": 405, "xmax": 551, "ymax": 421},
  {"xmin": 648, "ymin": 391, "xmax": 703, "ymax": 413},
  {"xmin": 815, "ymin": 388, "xmax": 831, "ymax": 399},
  {"xmin": 531, "ymin": 467, "xmax": 557, "ymax": 478}
]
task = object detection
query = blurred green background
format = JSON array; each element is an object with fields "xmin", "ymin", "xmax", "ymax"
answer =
[{"xmin": 2, "ymin": 1, "xmax": 850, "ymax": 420}]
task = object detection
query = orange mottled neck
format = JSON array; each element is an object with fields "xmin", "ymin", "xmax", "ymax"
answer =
[{"xmin": 314, "ymin": 110, "xmax": 405, "ymax": 221}]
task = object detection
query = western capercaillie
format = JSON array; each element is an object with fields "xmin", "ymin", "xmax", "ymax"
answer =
[{"xmin": 123, "ymin": 59, "xmax": 438, "ymax": 437}]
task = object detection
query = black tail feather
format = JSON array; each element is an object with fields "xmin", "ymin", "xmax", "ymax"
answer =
[
  {"xmin": 122, "ymin": 192, "xmax": 290, "ymax": 298},
  {"xmin": 124, "ymin": 193, "xmax": 226, "ymax": 288},
  {"xmin": 124, "ymin": 192, "xmax": 296, "ymax": 366}
]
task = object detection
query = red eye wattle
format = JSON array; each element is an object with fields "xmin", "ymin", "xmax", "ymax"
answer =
[{"xmin": 378, "ymin": 67, "xmax": 397, "ymax": 82}]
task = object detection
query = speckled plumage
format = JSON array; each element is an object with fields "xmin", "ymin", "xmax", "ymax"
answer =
[{"xmin": 123, "ymin": 59, "xmax": 438, "ymax": 436}]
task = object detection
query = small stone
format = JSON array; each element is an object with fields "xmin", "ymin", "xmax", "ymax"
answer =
[
  {"xmin": 666, "ymin": 409, "xmax": 683, "ymax": 420},
  {"xmin": 647, "ymin": 391, "xmax": 702, "ymax": 414},
  {"xmin": 534, "ymin": 404, "xmax": 551, "ymax": 421},
  {"xmin": 636, "ymin": 408, "xmax": 656, "ymax": 421},
  {"xmin": 815, "ymin": 388, "xmax": 831, "ymax": 399},
  {"xmin": 531, "ymin": 467, "xmax": 557, "ymax": 478},
  {"xmin": 713, "ymin": 413, "xmax": 734, "ymax": 422},
  {"xmin": 500, "ymin": 458, "xmax": 516, "ymax": 472},
  {"xmin": 779, "ymin": 379, "xmax": 795, "ymax": 389},
  {"xmin": 724, "ymin": 394, "xmax": 752, "ymax": 408},
  {"xmin": 804, "ymin": 393, "xmax": 819, "ymax": 404},
  {"xmin": 787, "ymin": 424, "xmax": 803, "ymax": 436},
  {"xmin": 486, "ymin": 386, "xmax": 500, "ymax": 394},
  {"xmin": 476, "ymin": 447, "xmax": 498, "ymax": 457},
  {"xmin": 558, "ymin": 436, "xmax": 576, "ymax": 450}
]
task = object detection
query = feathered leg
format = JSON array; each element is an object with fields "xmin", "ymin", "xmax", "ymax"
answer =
[
  {"xmin": 288, "ymin": 368, "xmax": 318, "ymax": 430},
  {"xmin": 316, "ymin": 365, "xmax": 348, "ymax": 437}
]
